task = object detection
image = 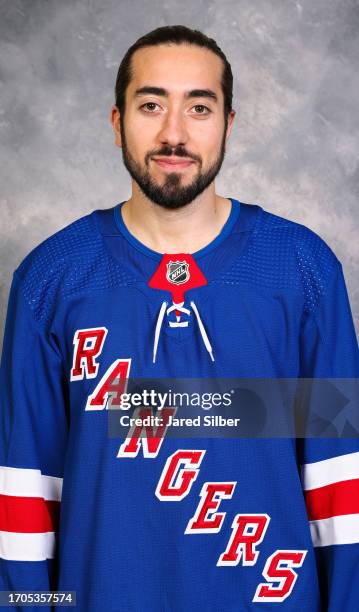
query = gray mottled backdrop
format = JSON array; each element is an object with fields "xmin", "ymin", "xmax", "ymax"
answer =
[{"xmin": 1, "ymin": 0, "xmax": 358, "ymax": 346}]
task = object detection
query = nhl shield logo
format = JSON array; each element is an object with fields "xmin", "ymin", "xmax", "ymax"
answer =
[{"xmin": 166, "ymin": 260, "xmax": 190, "ymax": 285}]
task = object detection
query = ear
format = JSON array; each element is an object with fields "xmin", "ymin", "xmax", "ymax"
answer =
[
  {"xmin": 110, "ymin": 105, "xmax": 122, "ymax": 148},
  {"xmin": 225, "ymin": 109, "xmax": 236, "ymax": 141}
]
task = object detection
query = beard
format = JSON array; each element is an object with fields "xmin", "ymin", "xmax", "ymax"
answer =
[{"xmin": 119, "ymin": 117, "xmax": 228, "ymax": 210}]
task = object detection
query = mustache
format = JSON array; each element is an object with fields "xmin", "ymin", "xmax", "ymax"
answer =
[{"xmin": 147, "ymin": 147, "xmax": 200, "ymax": 163}]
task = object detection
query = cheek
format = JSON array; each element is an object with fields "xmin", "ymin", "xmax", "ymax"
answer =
[
  {"xmin": 124, "ymin": 126, "xmax": 154, "ymax": 160},
  {"xmin": 127, "ymin": 110, "xmax": 160, "ymax": 135},
  {"xmin": 124, "ymin": 112, "xmax": 156, "ymax": 145},
  {"xmin": 192, "ymin": 121, "xmax": 224, "ymax": 148}
]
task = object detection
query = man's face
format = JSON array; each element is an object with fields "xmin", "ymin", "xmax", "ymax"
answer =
[{"xmin": 112, "ymin": 44, "xmax": 235, "ymax": 209}]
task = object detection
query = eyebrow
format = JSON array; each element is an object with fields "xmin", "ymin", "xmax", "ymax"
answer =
[{"xmin": 134, "ymin": 86, "xmax": 219, "ymax": 104}]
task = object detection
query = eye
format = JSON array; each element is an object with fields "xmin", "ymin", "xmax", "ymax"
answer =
[
  {"xmin": 140, "ymin": 102, "xmax": 212, "ymax": 115},
  {"xmin": 140, "ymin": 102, "xmax": 160, "ymax": 112},
  {"xmin": 193, "ymin": 104, "xmax": 211, "ymax": 115}
]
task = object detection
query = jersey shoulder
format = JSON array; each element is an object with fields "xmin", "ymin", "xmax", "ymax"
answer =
[
  {"xmin": 259, "ymin": 208, "xmax": 341, "ymax": 311},
  {"xmin": 16, "ymin": 211, "xmax": 97, "ymax": 276},
  {"xmin": 14, "ymin": 210, "xmax": 135, "ymax": 325},
  {"xmin": 226, "ymin": 205, "xmax": 341, "ymax": 315},
  {"xmin": 257, "ymin": 208, "xmax": 339, "ymax": 264}
]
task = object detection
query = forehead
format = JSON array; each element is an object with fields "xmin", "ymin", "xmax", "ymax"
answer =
[{"xmin": 128, "ymin": 44, "xmax": 223, "ymax": 97}]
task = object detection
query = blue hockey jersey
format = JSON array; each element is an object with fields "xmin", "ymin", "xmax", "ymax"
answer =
[{"xmin": 1, "ymin": 198, "xmax": 359, "ymax": 611}]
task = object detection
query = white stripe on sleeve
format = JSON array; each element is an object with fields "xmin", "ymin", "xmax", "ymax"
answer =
[
  {"xmin": 301, "ymin": 451, "xmax": 359, "ymax": 491},
  {"xmin": 0, "ymin": 466, "xmax": 62, "ymax": 501}
]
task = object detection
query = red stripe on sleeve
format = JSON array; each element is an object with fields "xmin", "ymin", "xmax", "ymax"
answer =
[
  {"xmin": 0, "ymin": 494, "xmax": 60, "ymax": 533},
  {"xmin": 304, "ymin": 478, "xmax": 359, "ymax": 521}
]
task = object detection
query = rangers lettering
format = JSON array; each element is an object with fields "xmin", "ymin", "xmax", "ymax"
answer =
[
  {"xmin": 252, "ymin": 550, "xmax": 307, "ymax": 603},
  {"xmin": 217, "ymin": 514, "xmax": 270, "ymax": 566},
  {"xmin": 70, "ymin": 327, "xmax": 108, "ymax": 380},
  {"xmin": 85, "ymin": 358, "xmax": 131, "ymax": 410},
  {"xmin": 155, "ymin": 450, "xmax": 206, "ymax": 500},
  {"xmin": 185, "ymin": 481, "xmax": 236, "ymax": 534},
  {"xmin": 117, "ymin": 407, "xmax": 176, "ymax": 458}
]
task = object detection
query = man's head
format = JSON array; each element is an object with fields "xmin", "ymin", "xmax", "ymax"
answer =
[{"xmin": 111, "ymin": 25, "xmax": 236, "ymax": 209}]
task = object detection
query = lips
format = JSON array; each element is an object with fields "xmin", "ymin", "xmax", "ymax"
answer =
[{"xmin": 153, "ymin": 158, "xmax": 195, "ymax": 170}]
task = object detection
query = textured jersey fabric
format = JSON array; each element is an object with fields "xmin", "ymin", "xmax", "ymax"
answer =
[{"xmin": 0, "ymin": 198, "xmax": 358, "ymax": 611}]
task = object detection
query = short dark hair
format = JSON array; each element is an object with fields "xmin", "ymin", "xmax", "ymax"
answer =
[{"xmin": 114, "ymin": 25, "xmax": 233, "ymax": 120}]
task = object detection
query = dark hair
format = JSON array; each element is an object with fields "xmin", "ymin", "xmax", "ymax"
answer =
[{"xmin": 114, "ymin": 25, "xmax": 233, "ymax": 120}]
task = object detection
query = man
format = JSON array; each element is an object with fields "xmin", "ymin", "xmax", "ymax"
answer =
[{"xmin": 1, "ymin": 25, "xmax": 358, "ymax": 611}]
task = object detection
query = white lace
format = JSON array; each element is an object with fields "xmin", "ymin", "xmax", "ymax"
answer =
[{"xmin": 152, "ymin": 300, "xmax": 215, "ymax": 364}]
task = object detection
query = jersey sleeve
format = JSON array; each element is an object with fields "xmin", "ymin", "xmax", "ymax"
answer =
[
  {"xmin": 299, "ymin": 259, "xmax": 359, "ymax": 611},
  {"xmin": 299, "ymin": 259, "xmax": 359, "ymax": 378},
  {"xmin": 0, "ymin": 271, "xmax": 69, "ymax": 608}
]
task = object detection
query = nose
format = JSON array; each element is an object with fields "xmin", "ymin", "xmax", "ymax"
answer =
[{"xmin": 157, "ymin": 107, "xmax": 188, "ymax": 147}]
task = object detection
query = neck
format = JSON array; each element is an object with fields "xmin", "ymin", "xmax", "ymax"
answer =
[{"xmin": 121, "ymin": 186, "xmax": 232, "ymax": 254}]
